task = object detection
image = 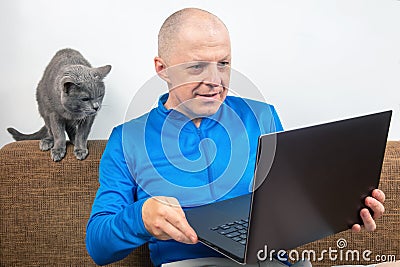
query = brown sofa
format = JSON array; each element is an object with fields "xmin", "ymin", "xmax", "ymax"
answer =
[{"xmin": 0, "ymin": 140, "xmax": 399, "ymax": 266}]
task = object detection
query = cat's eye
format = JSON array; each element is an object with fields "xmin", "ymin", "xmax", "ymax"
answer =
[{"xmin": 81, "ymin": 97, "xmax": 90, "ymax": 102}]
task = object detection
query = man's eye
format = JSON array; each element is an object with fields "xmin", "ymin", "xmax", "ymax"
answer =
[
  {"xmin": 186, "ymin": 63, "xmax": 206, "ymax": 74},
  {"xmin": 189, "ymin": 64, "xmax": 204, "ymax": 70},
  {"xmin": 217, "ymin": 61, "xmax": 230, "ymax": 68}
]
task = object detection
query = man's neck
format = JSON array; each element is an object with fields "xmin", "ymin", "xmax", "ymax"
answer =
[
  {"xmin": 163, "ymin": 100, "xmax": 202, "ymax": 128},
  {"xmin": 192, "ymin": 118, "xmax": 202, "ymax": 128}
]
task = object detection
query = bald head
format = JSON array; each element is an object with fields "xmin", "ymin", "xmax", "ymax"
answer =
[{"xmin": 158, "ymin": 8, "xmax": 230, "ymax": 62}]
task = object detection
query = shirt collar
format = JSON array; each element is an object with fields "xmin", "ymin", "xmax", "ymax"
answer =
[{"xmin": 157, "ymin": 93, "xmax": 222, "ymax": 130}]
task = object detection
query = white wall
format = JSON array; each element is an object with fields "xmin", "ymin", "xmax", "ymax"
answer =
[{"xmin": 1, "ymin": 0, "xmax": 399, "ymax": 149}]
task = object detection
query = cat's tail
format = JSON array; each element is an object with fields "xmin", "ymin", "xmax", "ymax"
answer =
[{"xmin": 7, "ymin": 126, "xmax": 48, "ymax": 141}]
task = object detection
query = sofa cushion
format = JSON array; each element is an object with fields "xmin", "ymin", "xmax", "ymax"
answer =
[{"xmin": 0, "ymin": 140, "xmax": 152, "ymax": 266}]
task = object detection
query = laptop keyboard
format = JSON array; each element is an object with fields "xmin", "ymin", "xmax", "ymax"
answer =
[{"xmin": 210, "ymin": 218, "xmax": 249, "ymax": 245}]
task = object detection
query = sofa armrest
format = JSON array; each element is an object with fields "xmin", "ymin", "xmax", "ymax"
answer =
[{"xmin": 0, "ymin": 140, "xmax": 153, "ymax": 266}]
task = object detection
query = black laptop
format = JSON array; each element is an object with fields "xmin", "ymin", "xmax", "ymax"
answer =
[{"xmin": 185, "ymin": 110, "xmax": 392, "ymax": 264}]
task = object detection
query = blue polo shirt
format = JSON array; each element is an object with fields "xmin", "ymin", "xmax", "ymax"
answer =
[{"xmin": 86, "ymin": 94, "xmax": 283, "ymax": 266}]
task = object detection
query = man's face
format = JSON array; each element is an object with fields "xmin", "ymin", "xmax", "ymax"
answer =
[{"xmin": 159, "ymin": 23, "xmax": 231, "ymax": 122}]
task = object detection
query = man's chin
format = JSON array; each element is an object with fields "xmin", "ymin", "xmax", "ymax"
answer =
[
  {"xmin": 190, "ymin": 106, "xmax": 222, "ymax": 119},
  {"xmin": 176, "ymin": 99, "xmax": 224, "ymax": 121}
]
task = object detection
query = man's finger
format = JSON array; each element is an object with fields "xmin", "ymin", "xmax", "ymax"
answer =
[
  {"xmin": 372, "ymin": 189, "xmax": 385, "ymax": 203},
  {"xmin": 351, "ymin": 224, "xmax": 361, "ymax": 233},
  {"xmin": 164, "ymin": 209, "xmax": 198, "ymax": 243},
  {"xmin": 154, "ymin": 197, "xmax": 197, "ymax": 243},
  {"xmin": 162, "ymin": 197, "xmax": 198, "ymax": 243},
  {"xmin": 360, "ymin": 208, "xmax": 376, "ymax": 231},
  {"xmin": 365, "ymin": 196, "xmax": 385, "ymax": 219},
  {"xmin": 161, "ymin": 219, "xmax": 194, "ymax": 244}
]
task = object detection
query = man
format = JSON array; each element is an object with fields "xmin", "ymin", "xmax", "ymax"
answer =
[{"xmin": 86, "ymin": 8, "xmax": 386, "ymax": 267}]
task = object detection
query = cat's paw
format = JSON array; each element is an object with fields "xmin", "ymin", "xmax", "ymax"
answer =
[
  {"xmin": 40, "ymin": 139, "xmax": 54, "ymax": 151},
  {"xmin": 51, "ymin": 147, "xmax": 66, "ymax": 162},
  {"xmin": 74, "ymin": 148, "xmax": 88, "ymax": 160}
]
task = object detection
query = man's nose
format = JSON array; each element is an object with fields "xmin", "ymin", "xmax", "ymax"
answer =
[{"xmin": 204, "ymin": 64, "xmax": 222, "ymax": 87}]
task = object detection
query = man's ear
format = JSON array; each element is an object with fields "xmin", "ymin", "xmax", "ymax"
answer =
[{"xmin": 154, "ymin": 57, "xmax": 171, "ymax": 83}]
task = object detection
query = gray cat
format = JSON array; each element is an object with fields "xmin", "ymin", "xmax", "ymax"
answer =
[{"xmin": 7, "ymin": 48, "xmax": 111, "ymax": 161}]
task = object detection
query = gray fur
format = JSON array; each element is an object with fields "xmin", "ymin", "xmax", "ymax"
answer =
[{"xmin": 7, "ymin": 48, "xmax": 111, "ymax": 161}]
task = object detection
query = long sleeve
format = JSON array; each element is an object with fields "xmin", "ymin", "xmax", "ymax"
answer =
[
  {"xmin": 85, "ymin": 127, "xmax": 152, "ymax": 266},
  {"xmin": 268, "ymin": 104, "xmax": 284, "ymax": 132}
]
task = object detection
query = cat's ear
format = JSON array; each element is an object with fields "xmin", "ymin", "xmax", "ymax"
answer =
[
  {"xmin": 63, "ymin": 82, "xmax": 79, "ymax": 95},
  {"xmin": 95, "ymin": 65, "xmax": 112, "ymax": 79},
  {"xmin": 61, "ymin": 77, "xmax": 78, "ymax": 94}
]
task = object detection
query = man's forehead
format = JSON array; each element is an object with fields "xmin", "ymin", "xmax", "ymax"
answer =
[
  {"xmin": 171, "ymin": 28, "xmax": 231, "ymax": 63},
  {"xmin": 169, "ymin": 45, "xmax": 231, "ymax": 65}
]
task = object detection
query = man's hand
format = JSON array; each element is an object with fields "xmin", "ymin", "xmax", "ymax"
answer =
[
  {"xmin": 352, "ymin": 189, "xmax": 385, "ymax": 232},
  {"xmin": 142, "ymin": 196, "xmax": 198, "ymax": 244}
]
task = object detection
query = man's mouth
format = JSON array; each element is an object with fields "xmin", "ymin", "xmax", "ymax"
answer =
[{"xmin": 195, "ymin": 92, "xmax": 221, "ymax": 99}]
